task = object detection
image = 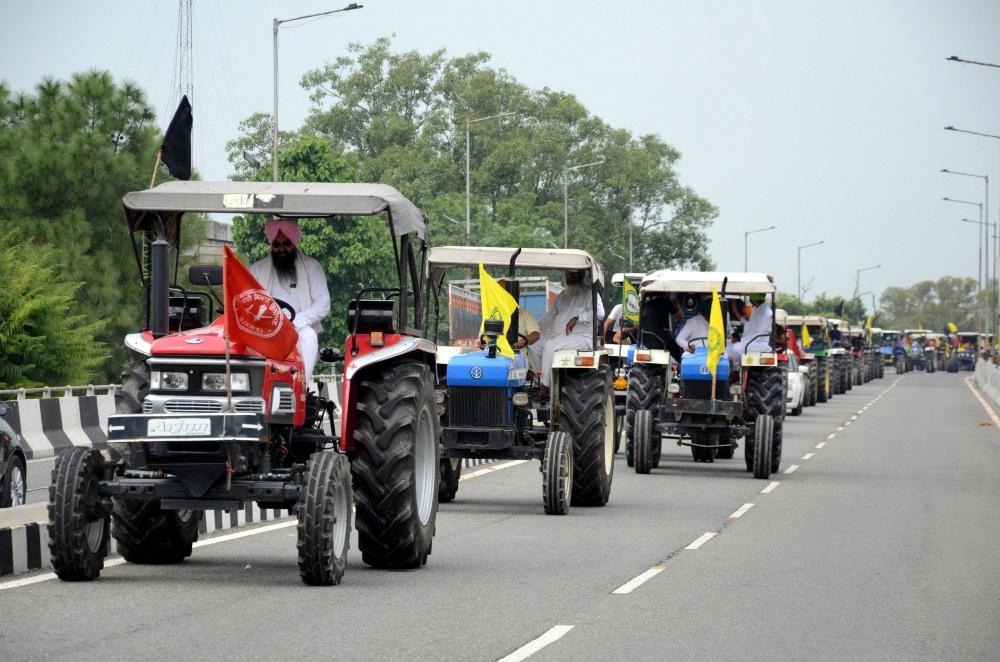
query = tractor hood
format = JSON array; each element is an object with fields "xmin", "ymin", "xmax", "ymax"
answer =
[{"xmin": 150, "ymin": 318, "xmax": 259, "ymax": 358}]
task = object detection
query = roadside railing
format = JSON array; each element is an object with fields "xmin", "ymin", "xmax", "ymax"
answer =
[{"xmin": 0, "ymin": 384, "xmax": 121, "ymax": 401}]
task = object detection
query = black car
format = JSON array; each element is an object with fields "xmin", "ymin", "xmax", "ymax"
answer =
[{"xmin": 0, "ymin": 401, "xmax": 28, "ymax": 508}]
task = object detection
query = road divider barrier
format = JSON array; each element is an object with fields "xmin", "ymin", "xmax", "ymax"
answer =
[{"xmin": 973, "ymin": 361, "xmax": 1000, "ymax": 408}]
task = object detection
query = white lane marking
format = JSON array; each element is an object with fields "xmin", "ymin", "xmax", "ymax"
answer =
[
  {"xmin": 801, "ymin": 452, "xmax": 814, "ymax": 460},
  {"xmin": 845, "ymin": 421, "xmax": 852, "ymax": 426},
  {"xmin": 851, "ymin": 415, "xmax": 858, "ymax": 421},
  {"xmin": 760, "ymin": 481, "xmax": 780, "ymax": 494},
  {"xmin": 460, "ymin": 460, "xmax": 529, "ymax": 481},
  {"xmin": 727, "ymin": 503, "xmax": 754, "ymax": 520},
  {"xmin": 965, "ymin": 377, "xmax": 1000, "ymax": 429},
  {"xmin": 612, "ymin": 565, "xmax": 665, "ymax": 594},
  {"xmin": 827, "ymin": 433, "xmax": 837, "ymax": 440},
  {"xmin": 856, "ymin": 410, "xmax": 863, "ymax": 415},
  {"xmin": 815, "ymin": 442, "xmax": 826, "ymax": 449},
  {"xmin": 836, "ymin": 426, "xmax": 845, "ymax": 431},
  {"xmin": 783, "ymin": 464, "xmax": 799, "ymax": 474},
  {"xmin": 685, "ymin": 532, "xmax": 718, "ymax": 550},
  {"xmin": 498, "ymin": 625, "xmax": 575, "ymax": 662},
  {"xmin": 27, "ymin": 457, "xmax": 55, "ymax": 465}
]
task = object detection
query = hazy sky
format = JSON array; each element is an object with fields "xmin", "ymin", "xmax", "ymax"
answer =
[{"xmin": 3, "ymin": 1, "xmax": 1000, "ymax": 303}]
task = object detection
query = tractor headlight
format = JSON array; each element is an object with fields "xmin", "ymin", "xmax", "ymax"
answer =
[
  {"xmin": 150, "ymin": 370, "xmax": 188, "ymax": 391},
  {"xmin": 667, "ymin": 383, "xmax": 680, "ymax": 394},
  {"xmin": 730, "ymin": 384, "xmax": 742, "ymax": 397},
  {"xmin": 512, "ymin": 393, "xmax": 530, "ymax": 407},
  {"xmin": 201, "ymin": 372, "xmax": 250, "ymax": 393}
]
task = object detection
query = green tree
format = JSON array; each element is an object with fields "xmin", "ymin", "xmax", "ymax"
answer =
[
  {"xmin": 230, "ymin": 37, "xmax": 717, "ymax": 301},
  {"xmin": 879, "ymin": 276, "xmax": 981, "ymax": 331},
  {"xmin": 0, "ymin": 71, "xmax": 163, "ymax": 379},
  {"xmin": 0, "ymin": 231, "xmax": 107, "ymax": 388}
]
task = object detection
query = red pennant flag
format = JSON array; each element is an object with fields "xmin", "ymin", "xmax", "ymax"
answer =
[{"xmin": 223, "ymin": 245, "xmax": 298, "ymax": 361}]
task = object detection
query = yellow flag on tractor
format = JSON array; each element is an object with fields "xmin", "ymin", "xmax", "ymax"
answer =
[
  {"xmin": 947, "ymin": 322, "xmax": 958, "ymax": 333},
  {"xmin": 801, "ymin": 324, "xmax": 812, "ymax": 349},
  {"xmin": 622, "ymin": 278, "xmax": 640, "ymax": 325},
  {"xmin": 707, "ymin": 286, "xmax": 725, "ymax": 381},
  {"xmin": 478, "ymin": 263, "xmax": 517, "ymax": 359},
  {"xmin": 865, "ymin": 315, "xmax": 873, "ymax": 330}
]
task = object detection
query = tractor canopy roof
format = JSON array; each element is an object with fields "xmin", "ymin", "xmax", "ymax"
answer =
[
  {"xmin": 882, "ymin": 329, "xmax": 901, "ymax": 335},
  {"xmin": 611, "ymin": 272, "xmax": 647, "ymax": 287},
  {"xmin": 870, "ymin": 327, "xmax": 884, "ymax": 334},
  {"xmin": 847, "ymin": 326, "xmax": 864, "ymax": 336},
  {"xmin": 640, "ymin": 270, "xmax": 776, "ymax": 295},
  {"xmin": 785, "ymin": 314, "xmax": 826, "ymax": 326},
  {"xmin": 775, "ymin": 308, "xmax": 788, "ymax": 325},
  {"xmin": 903, "ymin": 329, "xmax": 929, "ymax": 337},
  {"xmin": 123, "ymin": 181, "xmax": 428, "ymax": 243},
  {"xmin": 826, "ymin": 317, "xmax": 846, "ymax": 328},
  {"xmin": 427, "ymin": 246, "xmax": 603, "ymax": 286}
]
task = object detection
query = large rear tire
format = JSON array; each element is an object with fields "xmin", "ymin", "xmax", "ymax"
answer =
[
  {"xmin": 542, "ymin": 431, "xmax": 572, "ymax": 515},
  {"xmin": 297, "ymin": 451, "xmax": 352, "ymax": 586},
  {"xmin": 625, "ymin": 364, "xmax": 662, "ymax": 468},
  {"xmin": 690, "ymin": 430, "xmax": 717, "ymax": 462},
  {"xmin": 351, "ymin": 361, "xmax": 439, "ymax": 569},
  {"xmin": 48, "ymin": 447, "xmax": 109, "ymax": 581},
  {"xmin": 560, "ymin": 368, "xmax": 614, "ymax": 507},
  {"xmin": 816, "ymin": 357, "xmax": 829, "ymax": 403},
  {"xmin": 715, "ymin": 430, "xmax": 735, "ymax": 459},
  {"xmin": 633, "ymin": 409, "xmax": 654, "ymax": 474},
  {"xmin": 112, "ymin": 499, "xmax": 198, "ymax": 564}
]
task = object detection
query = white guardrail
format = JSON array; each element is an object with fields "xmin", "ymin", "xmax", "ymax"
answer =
[{"xmin": 974, "ymin": 361, "xmax": 1000, "ymax": 406}]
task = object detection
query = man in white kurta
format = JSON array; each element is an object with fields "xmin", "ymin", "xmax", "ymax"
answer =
[
  {"xmin": 675, "ymin": 313, "xmax": 710, "ymax": 352},
  {"xmin": 726, "ymin": 293, "xmax": 772, "ymax": 366},
  {"xmin": 250, "ymin": 219, "xmax": 331, "ymax": 385},
  {"xmin": 536, "ymin": 270, "xmax": 605, "ymax": 390}
]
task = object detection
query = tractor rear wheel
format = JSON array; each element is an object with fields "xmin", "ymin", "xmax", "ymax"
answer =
[
  {"xmin": 438, "ymin": 458, "xmax": 461, "ymax": 503},
  {"xmin": 542, "ymin": 431, "xmax": 573, "ymax": 515},
  {"xmin": 351, "ymin": 361, "xmax": 439, "ymax": 569},
  {"xmin": 297, "ymin": 451, "xmax": 352, "ymax": 586},
  {"xmin": 633, "ymin": 409, "xmax": 654, "ymax": 474},
  {"xmin": 48, "ymin": 447, "xmax": 109, "ymax": 581},
  {"xmin": 561, "ymin": 368, "xmax": 613, "ymax": 507},
  {"xmin": 816, "ymin": 357, "xmax": 829, "ymax": 403},
  {"xmin": 112, "ymin": 499, "xmax": 198, "ymax": 564},
  {"xmin": 625, "ymin": 364, "xmax": 662, "ymax": 468}
]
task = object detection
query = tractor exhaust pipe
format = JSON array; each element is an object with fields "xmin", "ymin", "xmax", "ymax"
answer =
[{"xmin": 150, "ymin": 238, "xmax": 170, "ymax": 338}]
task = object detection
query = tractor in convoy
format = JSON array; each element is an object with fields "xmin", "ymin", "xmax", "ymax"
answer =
[
  {"xmin": 903, "ymin": 329, "xmax": 934, "ymax": 372},
  {"xmin": 48, "ymin": 181, "xmax": 441, "ymax": 585},
  {"xmin": 426, "ymin": 247, "xmax": 614, "ymax": 515},
  {"xmin": 607, "ymin": 272, "xmax": 646, "ymax": 458},
  {"xmin": 826, "ymin": 317, "xmax": 852, "ymax": 394},
  {"xmin": 776, "ymin": 309, "xmax": 816, "ymax": 409},
  {"xmin": 957, "ymin": 332, "xmax": 979, "ymax": 371},
  {"xmin": 786, "ymin": 314, "xmax": 833, "ymax": 404},
  {"xmin": 627, "ymin": 271, "xmax": 786, "ymax": 479},
  {"xmin": 869, "ymin": 328, "xmax": 886, "ymax": 379}
]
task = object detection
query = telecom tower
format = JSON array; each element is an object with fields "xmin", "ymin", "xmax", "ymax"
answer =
[{"xmin": 177, "ymin": 0, "xmax": 194, "ymax": 105}]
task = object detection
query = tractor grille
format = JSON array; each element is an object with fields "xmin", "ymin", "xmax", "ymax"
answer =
[
  {"xmin": 682, "ymin": 379, "xmax": 729, "ymax": 401},
  {"xmin": 235, "ymin": 399, "xmax": 265, "ymax": 413},
  {"xmin": 448, "ymin": 387, "xmax": 509, "ymax": 427},
  {"xmin": 164, "ymin": 399, "xmax": 223, "ymax": 413}
]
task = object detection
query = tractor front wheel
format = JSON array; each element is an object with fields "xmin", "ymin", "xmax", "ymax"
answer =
[
  {"xmin": 542, "ymin": 431, "xmax": 573, "ymax": 515},
  {"xmin": 438, "ymin": 457, "xmax": 462, "ymax": 503},
  {"xmin": 633, "ymin": 409, "xmax": 654, "ymax": 474},
  {"xmin": 297, "ymin": 451, "xmax": 352, "ymax": 586},
  {"xmin": 48, "ymin": 447, "xmax": 109, "ymax": 581},
  {"xmin": 625, "ymin": 364, "xmax": 662, "ymax": 468},
  {"xmin": 752, "ymin": 414, "xmax": 774, "ymax": 479}
]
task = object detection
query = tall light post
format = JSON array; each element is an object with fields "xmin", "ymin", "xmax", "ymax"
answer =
[
  {"xmin": 796, "ymin": 240, "xmax": 824, "ymax": 302},
  {"xmin": 564, "ymin": 159, "xmax": 605, "ymax": 248},
  {"xmin": 744, "ymin": 225, "xmax": 776, "ymax": 271},
  {"xmin": 960, "ymin": 217, "xmax": 998, "ymax": 331},
  {"xmin": 947, "ymin": 55, "xmax": 1000, "ymax": 69},
  {"xmin": 942, "ymin": 170, "xmax": 990, "ymax": 330},
  {"xmin": 272, "ymin": 3, "xmax": 362, "ymax": 182},
  {"xmin": 944, "ymin": 197, "xmax": 985, "ymax": 292},
  {"xmin": 465, "ymin": 110, "xmax": 523, "ymax": 246},
  {"xmin": 854, "ymin": 264, "xmax": 881, "ymax": 300},
  {"xmin": 442, "ymin": 214, "xmax": 468, "ymax": 245}
]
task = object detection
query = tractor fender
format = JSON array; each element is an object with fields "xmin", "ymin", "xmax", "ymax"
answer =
[
  {"xmin": 340, "ymin": 335, "xmax": 436, "ymax": 453},
  {"xmin": 124, "ymin": 332, "xmax": 152, "ymax": 356}
]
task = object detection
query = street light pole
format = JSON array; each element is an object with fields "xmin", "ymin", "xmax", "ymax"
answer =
[
  {"xmin": 943, "ymin": 170, "xmax": 992, "ymax": 337},
  {"xmin": 944, "ymin": 198, "xmax": 985, "ymax": 320},
  {"xmin": 272, "ymin": 3, "xmax": 363, "ymax": 182},
  {"xmin": 854, "ymin": 264, "xmax": 881, "ymax": 300},
  {"xmin": 563, "ymin": 159, "xmax": 605, "ymax": 248},
  {"xmin": 947, "ymin": 55, "xmax": 1000, "ymax": 69},
  {"xmin": 796, "ymin": 240, "xmax": 824, "ymax": 302},
  {"xmin": 465, "ymin": 110, "xmax": 522, "ymax": 246},
  {"xmin": 744, "ymin": 225, "xmax": 776, "ymax": 271}
]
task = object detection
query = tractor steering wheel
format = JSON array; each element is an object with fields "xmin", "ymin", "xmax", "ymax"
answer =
[{"xmin": 273, "ymin": 298, "xmax": 296, "ymax": 323}]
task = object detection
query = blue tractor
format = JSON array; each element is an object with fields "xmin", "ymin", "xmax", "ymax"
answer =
[
  {"xmin": 427, "ymin": 247, "xmax": 615, "ymax": 515},
  {"xmin": 628, "ymin": 271, "xmax": 786, "ymax": 479}
]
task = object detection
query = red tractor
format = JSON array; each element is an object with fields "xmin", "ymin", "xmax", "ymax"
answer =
[{"xmin": 47, "ymin": 181, "xmax": 440, "ymax": 585}]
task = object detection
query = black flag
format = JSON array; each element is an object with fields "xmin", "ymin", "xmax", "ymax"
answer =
[
  {"xmin": 836, "ymin": 299, "xmax": 846, "ymax": 319},
  {"xmin": 161, "ymin": 96, "xmax": 192, "ymax": 181}
]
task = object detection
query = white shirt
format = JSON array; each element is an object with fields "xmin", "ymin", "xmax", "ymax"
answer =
[
  {"xmin": 740, "ymin": 302, "xmax": 773, "ymax": 350},
  {"xmin": 675, "ymin": 314, "xmax": 710, "ymax": 349},
  {"xmin": 538, "ymin": 283, "xmax": 605, "ymax": 339},
  {"xmin": 606, "ymin": 303, "xmax": 623, "ymax": 331},
  {"xmin": 250, "ymin": 253, "xmax": 331, "ymax": 334}
]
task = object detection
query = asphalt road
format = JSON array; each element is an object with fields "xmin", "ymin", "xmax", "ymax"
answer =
[{"xmin": 2, "ymin": 371, "xmax": 998, "ymax": 661}]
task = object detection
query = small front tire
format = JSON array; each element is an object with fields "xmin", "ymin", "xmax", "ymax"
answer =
[{"xmin": 542, "ymin": 431, "xmax": 573, "ymax": 515}]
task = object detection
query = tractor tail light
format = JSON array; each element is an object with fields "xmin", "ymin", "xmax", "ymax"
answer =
[
  {"xmin": 370, "ymin": 331, "xmax": 384, "ymax": 347},
  {"xmin": 635, "ymin": 352, "xmax": 651, "ymax": 362},
  {"xmin": 760, "ymin": 356, "xmax": 776, "ymax": 365},
  {"xmin": 574, "ymin": 356, "xmax": 595, "ymax": 367}
]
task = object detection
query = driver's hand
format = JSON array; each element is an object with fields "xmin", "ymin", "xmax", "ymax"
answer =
[
  {"xmin": 686, "ymin": 343, "xmax": 695, "ymax": 353},
  {"xmin": 566, "ymin": 317, "xmax": 578, "ymax": 334},
  {"xmin": 515, "ymin": 338, "xmax": 527, "ymax": 350}
]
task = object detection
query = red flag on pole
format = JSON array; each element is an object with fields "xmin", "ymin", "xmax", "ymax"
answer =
[{"xmin": 222, "ymin": 246, "xmax": 298, "ymax": 361}]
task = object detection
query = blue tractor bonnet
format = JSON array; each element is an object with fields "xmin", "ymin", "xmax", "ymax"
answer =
[
  {"xmin": 447, "ymin": 351, "xmax": 529, "ymax": 388},
  {"xmin": 680, "ymin": 346, "xmax": 730, "ymax": 382}
]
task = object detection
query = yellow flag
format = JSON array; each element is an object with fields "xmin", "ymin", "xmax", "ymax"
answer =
[
  {"xmin": 864, "ymin": 315, "xmax": 872, "ymax": 330},
  {"xmin": 478, "ymin": 263, "xmax": 517, "ymax": 359},
  {"xmin": 947, "ymin": 322, "xmax": 958, "ymax": 333},
  {"xmin": 707, "ymin": 286, "xmax": 725, "ymax": 379},
  {"xmin": 622, "ymin": 278, "xmax": 640, "ymax": 324},
  {"xmin": 801, "ymin": 324, "xmax": 812, "ymax": 349}
]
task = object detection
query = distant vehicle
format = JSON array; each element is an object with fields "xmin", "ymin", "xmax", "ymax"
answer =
[
  {"xmin": 785, "ymin": 353, "xmax": 807, "ymax": 416},
  {"xmin": 0, "ymin": 401, "xmax": 28, "ymax": 508}
]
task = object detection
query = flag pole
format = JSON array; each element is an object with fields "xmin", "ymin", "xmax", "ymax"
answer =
[
  {"xmin": 223, "ymin": 249, "xmax": 233, "ymax": 413},
  {"xmin": 149, "ymin": 150, "xmax": 162, "ymax": 189}
]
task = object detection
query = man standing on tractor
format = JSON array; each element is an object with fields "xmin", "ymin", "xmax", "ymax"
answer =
[
  {"xmin": 250, "ymin": 218, "xmax": 331, "ymax": 384},
  {"xmin": 727, "ymin": 292, "xmax": 773, "ymax": 365},
  {"xmin": 537, "ymin": 269, "xmax": 604, "ymax": 396}
]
